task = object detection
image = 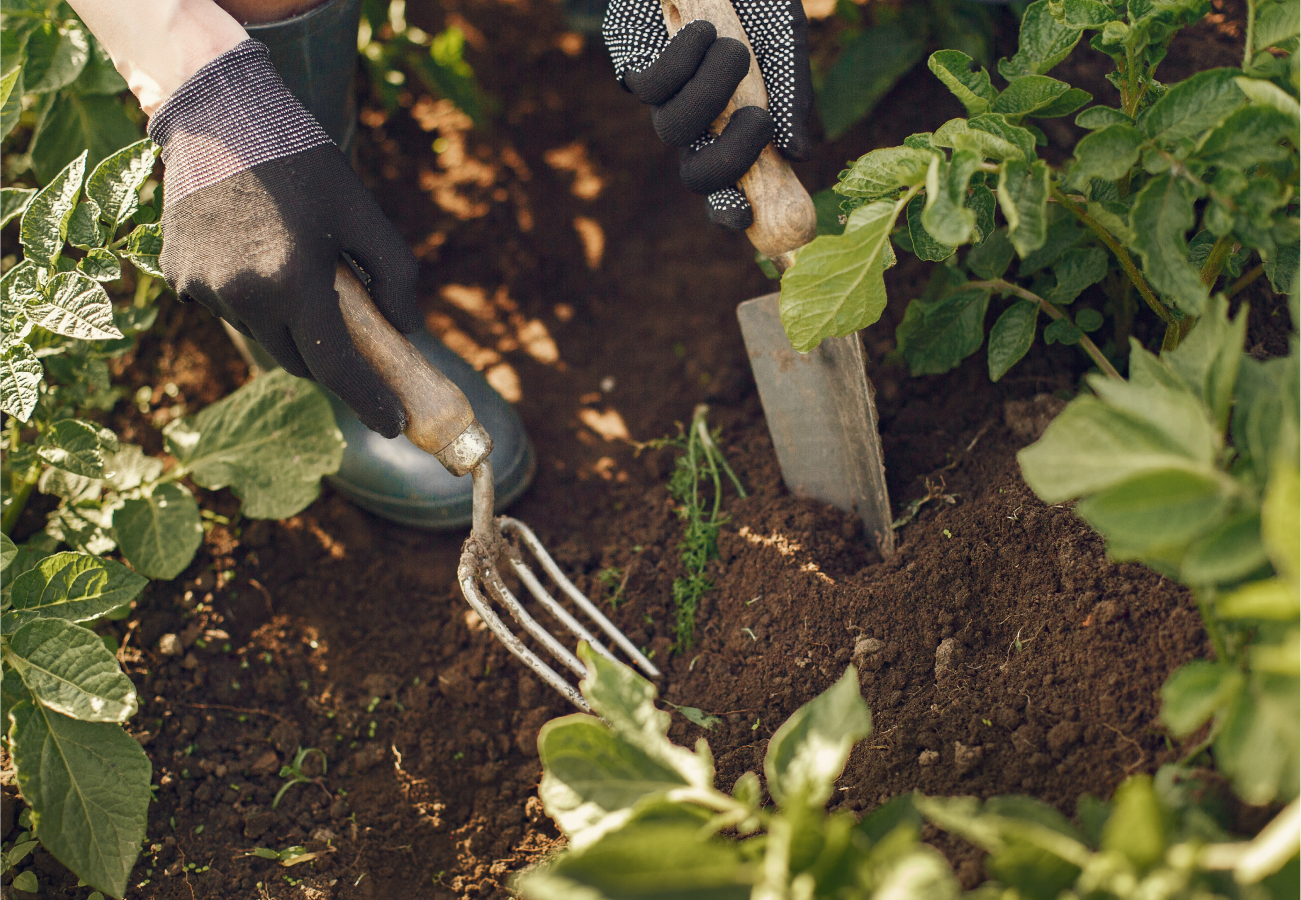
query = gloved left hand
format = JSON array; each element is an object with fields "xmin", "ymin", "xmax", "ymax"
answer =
[
  {"xmin": 149, "ymin": 39, "xmax": 421, "ymax": 438},
  {"xmin": 603, "ymin": 0, "xmax": 812, "ymax": 229}
]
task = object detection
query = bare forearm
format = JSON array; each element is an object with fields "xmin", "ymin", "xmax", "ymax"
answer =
[{"xmin": 65, "ymin": 0, "xmax": 247, "ymax": 116}]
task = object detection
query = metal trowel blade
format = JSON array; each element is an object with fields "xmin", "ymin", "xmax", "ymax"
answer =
[{"xmin": 737, "ymin": 292, "xmax": 895, "ymax": 556}]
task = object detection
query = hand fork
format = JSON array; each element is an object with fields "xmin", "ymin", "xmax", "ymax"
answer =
[{"xmin": 334, "ymin": 261, "xmax": 659, "ymax": 711}]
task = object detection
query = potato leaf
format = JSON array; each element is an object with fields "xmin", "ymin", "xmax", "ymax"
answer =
[
  {"xmin": 77, "ymin": 248, "xmax": 121, "ymax": 282},
  {"xmin": 922, "ymin": 150, "xmax": 981, "ymax": 247},
  {"xmin": 20, "ymin": 150, "xmax": 87, "ymax": 269},
  {"xmin": 37, "ymin": 418, "xmax": 118, "ymax": 477},
  {"xmin": 988, "ymin": 300, "xmax": 1039, "ymax": 381},
  {"xmin": 895, "ymin": 286, "xmax": 991, "ymax": 376},
  {"xmin": 1, "ymin": 187, "xmax": 36, "ymax": 228},
  {"xmin": 836, "ymin": 146, "xmax": 935, "ymax": 200},
  {"xmin": 122, "ymin": 222, "xmax": 163, "ymax": 278},
  {"xmin": 86, "ymin": 139, "xmax": 159, "ymax": 229},
  {"xmin": 779, "ymin": 199, "xmax": 900, "ymax": 352},
  {"xmin": 112, "ymin": 483, "xmax": 204, "ymax": 580},
  {"xmin": 164, "ymin": 369, "xmax": 343, "ymax": 519},
  {"xmin": 1074, "ymin": 468, "xmax": 1233, "ymax": 561},
  {"xmin": 1, "ymin": 338, "xmax": 43, "ymax": 422},
  {"xmin": 819, "ymin": 24, "xmax": 926, "ymax": 141},
  {"xmin": 1129, "ymin": 173, "xmax": 1207, "ymax": 315},
  {"xmin": 1047, "ymin": 247, "xmax": 1108, "ymax": 305},
  {"xmin": 1071, "ymin": 123, "xmax": 1144, "ymax": 182},
  {"xmin": 1139, "ymin": 68, "xmax": 1244, "ymax": 145},
  {"xmin": 998, "ymin": 0, "xmax": 1085, "ymax": 80},
  {"xmin": 966, "ymin": 228, "xmax": 1016, "ymax": 280},
  {"xmin": 998, "ymin": 160, "xmax": 1051, "ymax": 257},
  {"xmin": 764, "ymin": 667, "xmax": 870, "ymax": 809},
  {"xmin": 8, "ymin": 618, "xmax": 138, "ymax": 722},
  {"xmin": 26, "ymin": 271, "xmax": 121, "ymax": 340},
  {"xmin": 8, "ymin": 702, "xmax": 151, "ymax": 899},
  {"xmin": 908, "ymin": 193, "xmax": 956, "ymax": 262},
  {"xmin": 22, "ymin": 21, "xmax": 89, "ymax": 94},
  {"xmin": 29, "ymin": 93, "xmax": 141, "ymax": 186},
  {"xmin": 2, "ymin": 551, "xmax": 147, "ymax": 634},
  {"xmin": 927, "ymin": 50, "xmax": 997, "ymax": 116}
]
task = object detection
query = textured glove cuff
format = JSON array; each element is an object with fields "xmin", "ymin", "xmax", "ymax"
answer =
[{"xmin": 147, "ymin": 39, "xmax": 332, "ymax": 205}]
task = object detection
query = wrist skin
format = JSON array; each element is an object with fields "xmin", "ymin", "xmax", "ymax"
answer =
[{"xmin": 66, "ymin": 0, "xmax": 328, "ymax": 117}]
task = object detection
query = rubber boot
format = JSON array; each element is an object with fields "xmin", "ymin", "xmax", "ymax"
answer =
[{"xmin": 230, "ymin": 0, "xmax": 535, "ymax": 528}]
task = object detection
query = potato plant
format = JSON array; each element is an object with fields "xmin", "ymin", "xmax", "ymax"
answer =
[
  {"xmin": 1, "ymin": 146, "xmax": 345, "ymax": 897},
  {"xmin": 517, "ymin": 647, "xmax": 1298, "ymax": 899},
  {"xmin": 1, "ymin": 0, "xmax": 144, "ymax": 183},
  {"xmin": 779, "ymin": 0, "xmax": 1298, "ymax": 383}
]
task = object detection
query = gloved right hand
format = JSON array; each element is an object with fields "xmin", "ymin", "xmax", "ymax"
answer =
[
  {"xmin": 602, "ymin": 0, "xmax": 812, "ymax": 230},
  {"xmin": 149, "ymin": 39, "xmax": 420, "ymax": 438}
]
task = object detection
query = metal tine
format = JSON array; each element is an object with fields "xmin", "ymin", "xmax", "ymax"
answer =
[
  {"xmin": 458, "ymin": 560, "xmax": 590, "ymax": 712},
  {"xmin": 507, "ymin": 556, "xmax": 623, "ymax": 667},
  {"xmin": 480, "ymin": 561, "xmax": 587, "ymax": 678},
  {"xmin": 499, "ymin": 517, "xmax": 662, "ymax": 678}
]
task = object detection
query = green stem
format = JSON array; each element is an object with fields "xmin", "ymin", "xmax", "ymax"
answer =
[
  {"xmin": 968, "ymin": 279, "xmax": 1124, "ymax": 380},
  {"xmin": 133, "ymin": 273, "xmax": 153, "ymax": 308},
  {"xmin": 1243, "ymin": 0, "xmax": 1258, "ymax": 70},
  {"xmin": 2, "ymin": 475, "xmax": 36, "ymax": 535},
  {"xmin": 1225, "ymin": 264, "xmax": 1265, "ymax": 299},
  {"xmin": 1052, "ymin": 186, "xmax": 1179, "ymax": 329},
  {"xmin": 1194, "ymin": 588, "xmax": 1229, "ymax": 663},
  {"xmin": 695, "ymin": 408, "xmax": 746, "ymax": 499},
  {"xmin": 1199, "ymin": 234, "xmax": 1236, "ymax": 288}
]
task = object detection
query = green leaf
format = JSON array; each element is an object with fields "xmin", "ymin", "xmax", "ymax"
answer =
[
  {"xmin": 1, "ymin": 532, "xmax": 17, "ymax": 574},
  {"xmin": 895, "ymin": 287, "xmax": 991, "ymax": 376},
  {"xmin": 8, "ymin": 618, "xmax": 138, "ymax": 722},
  {"xmin": 65, "ymin": 199, "xmax": 105, "ymax": 249},
  {"xmin": 537, "ymin": 644, "xmax": 716, "ymax": 847},
  {"xmin": 20, "ymin": 150, "xmax": 87, "ymax": 269},
  {"xmin": 69, "ymin": 39, "xmax": 127, "ymax": 95},
  {"xmin": 927, "ymin": 50, "xmax": 997, "ymax": 116},
  {"xmin": 999, "ymin": 0, "xmax": 1085, "ymax": 79},
  {"xmin": 8, "ymin": 701, "xmax": 151, "ymax": 898},
  {"xmin": 27, "ymin": 272, "xmax": 122, "ymax": 340},
  {"xmin": 1074, "ymin": 105, "xmax": 1133, "ymax": 129},
  {"xmin": 22, "ymin": 21, "xmax": 89, "ymax": 94},
  {"xmin": 764, "ymin": 667, "xmax": 869, "ymax": 809},
  {"xmin": 1195, "ymin": 105, "xmax": 1296, "ymax": 170},
  {"xmin": 1253, "ymin": 0, "xmax": 1300, "ymax": 51},
  {"xmin": 102, "ymin": 443, "xmax": 164, "ymax": 492},
  {"xmin": 1, "ymin": 339, "xmax": 43, "ymax": 422},
  {"xmin": 1048, "ymin": 0, "xmax": 1117, "ymax": 28},
  {"xmin": 1048, "ymin": 247, "xmax": 1108, "ymax": 305},
  {"xmin": 78, "ymin": 248, "xmax": 121, "ymax": 282},
  {"xmin": 413, "ymin": 27, "xmax": 485, "ymax": 124},
  {"xmin": 1161, "ymin": 660, "xmax": 1244, "ymax": 736},
  {"xmin": 44, "ymin": 505, "xmax": 117, "ymax": 557},
  {"xmin": 512, "ymin": 818, "xmax": 751, "ymax": 900},
  {"xmin": 86, "ymin": 139, "xmax": 159, "ymax": 229},
  {"xmin": 1101, "ymin": 775, "xmax": 1166, "ymax": 872},
  {"xmin": 673, "ymin": 705, "xmax": 721, "ymax": 729},
  {"xmin": 1215, "ymin": 674, "xmax": 1300, "ymax": 804},
  {"xmin": 1140, "ymin": 68, "xmax": 1245, "ymax": 145},
  {"xmin": 1018, "ymin": 345, "xmax": 1222, "ymax": 502},
  {"xmin": 1182, "ymin": 509, "xmax": 1270, "ymax": 586},
  {"xmin": 1, "ymin": 187, "xmax": 36, "ymax": 227},
  {"xmin": 908, "ymin": 194, "xmax": 956, "ymax": 262},
  {"xmin": 1044, "ymin": 317, "xmax": 1082, "ymax": 345},
  {"xmin": 933, "ymin": 117, "xmax": 1027, "ymax": 161},
  {"xmin": 836, "ymin": 146, "xmax": 936, "ymax": 201},
  {"xmin": 1264, "ymin": 240, "xmax": 1299, "ymax": 296},
  {"xmin": 1129, "ymin": 173, "xmax": 1207, "ymax": 315},
  {"xmin": 1033, "ymin": 86, "xmax": 1092, "ymax": 118},
  {"xmin": 0, "ymin": 64, "xmax": 22, "ymax": 141},
  {"xmin": 966, "ymin": 228, "xmax": 1016, "ymax": 279},
  {"xmin": 779, "ymin": 199, "xmax": 900, "ymax": 353},
  {"xmin": 819, "ymin": 24, "xmax": 926, "ymax": 140},
  {"xmin": 922, "ymin": 151, "xmax": 981, "ymax": 247},
  {"xmin": 164, "ymin": 368, "xmax": 343, "ymax": 519},
  {"xmin": 1075, "ymin": 308, "xmax": 1103, "ymax": 331},
  {"xmin": 969, "ymin": 114, "xmax": 1039, "ymax": 163},
  {"xmin": 1164, "ymin": 294, "xmax": 1247, "ymax": 431},
  {"xmin": 1075, "ymin": 468, "xmax": 1233, "ymax": 560},
  {"xmin": 988, "ymin": 301, "xmax": 1039, "ymax": 382},
  {"xmin": 2, "ymin": 552, "xmax": 146, "ymax": 633},
  {"xmin": 29, "ymin": 93, "xmax": 142, "ymax": 186},
  {"xmin": 998, "ymin": 160, "xmax": 1052, "ymax": 257},
  {"xmin": 1071, "ymin": 123, "xmax": 1145, "ymax": 182},
  {"xmin": 12, "ymin": 870, "xmax": 38, "ymax": 893},
  {"xmin": 1233, "ymin": 76, "xmax": 1300, "ymax": 127},
  {"xmin": 122, "ymin": 222, "xmax": 163, "ymax": 278},
  {"xmin": 37, "ymin": 418, "xmax": 117, "ymax": 478},
  {"xmin": 1261, "ymin": 463, "xmax": 1300, "ymax": 584},
  {"xmin": 112, "ymin": 483, "xmax": 203, "ymax": 580},
  {"xmin": 992, "ymin": 74, "xmax": 1073, "ymax": 116}
]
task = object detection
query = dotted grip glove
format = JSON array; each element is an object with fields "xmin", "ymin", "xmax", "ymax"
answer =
[
  {"xmin": 603, "ymin": 0, "xmax": 811, "ymax": 229},
  {"xmin": 148, "ymin": 40, "xmax": 420, "ymax": 438}
]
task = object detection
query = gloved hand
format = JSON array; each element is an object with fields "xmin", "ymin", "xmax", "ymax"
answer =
[
  {"xmin": 149, "ymin": 39, "xmax": 420, "ymax": 438},
  {"xmin": 602, "ymin": 0, "xmax": 811, "ymax": 229}
]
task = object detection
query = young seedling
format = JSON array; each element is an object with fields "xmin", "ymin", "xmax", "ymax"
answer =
[
  {"xmin": 596, "ymin": 566, "xmax": 626, "ymax": 608},
  {"xmin": 272, "ymin": 747, "xmax": 329, "ymax": 809},
  {"xmin": 639, "ymin": 405, "xmax": 746, "ymax": 649}
]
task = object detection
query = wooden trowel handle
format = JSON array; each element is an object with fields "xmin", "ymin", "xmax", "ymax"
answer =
[
  {"xmin": 661, "ymin": 0, "xmax": 817, "ymax": 267},
  {"xmin": 334, "ymin": 261, "xmax": 477, "ymax": 456}
]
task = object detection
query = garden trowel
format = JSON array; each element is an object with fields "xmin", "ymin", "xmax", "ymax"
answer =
[{"xmin": 662, "ymin": 0, "xmax": 895, "ymax": 555}]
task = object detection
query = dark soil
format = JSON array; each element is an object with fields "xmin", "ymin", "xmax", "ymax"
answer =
[{"xmin": 1, "ymin": 1, "xmax": 1285, "ymax": 898}]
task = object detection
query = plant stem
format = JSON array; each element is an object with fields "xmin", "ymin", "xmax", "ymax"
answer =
[
  {"xmin": 1194, "ymin": 589, "xmax": 1229, "ymax": 663},
  {"xmin": 2, "ymin": 475, "xmax": 36, "ymax": 535},
  {"xmin": 1050, "ymin": 186, "xmax": 1178, "ymax": 330},
  {"xmin": 1199, "ymin": 234, "xmax": 1236, "ymax": 287},
  {"xmin": 1225, "ymin": 264, "xmax": 1265, "ymax": 299},
  {"xmin": 1243, "ymin": 0, "xmax": 1257, "ymax": 70},
  {"xmin": 968, "ymin": 279, "xmax": 1124, "ymax": 379}
]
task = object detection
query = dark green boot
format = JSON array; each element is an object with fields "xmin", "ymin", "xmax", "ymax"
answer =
[{"xmin": 241, "ymin": 0, "xmax": 535, "ymax": 528}]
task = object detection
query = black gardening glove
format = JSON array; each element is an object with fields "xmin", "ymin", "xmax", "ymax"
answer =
[
  {"xmin": 602, "ymin": 0, "xmax": 812, "ymax": 229},
  {"xmin": 149, "ymin": 40, "xmax": 420, "ymax": 438}
]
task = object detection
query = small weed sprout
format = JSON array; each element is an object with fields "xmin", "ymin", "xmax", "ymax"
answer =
[
  {"xmin": 273, "ymin": 747, "xmax": 328, "ymax": 809},
  {"xmin": 639, "ymin": 405, "xmax": 746, "ymax": 649},
  {"xmin": 596, "ymin": 566, "xmax": 625, "ymax": 608}
]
